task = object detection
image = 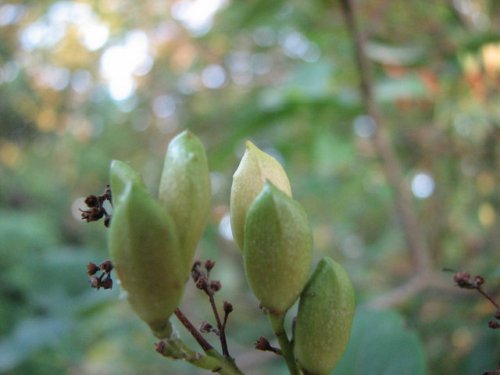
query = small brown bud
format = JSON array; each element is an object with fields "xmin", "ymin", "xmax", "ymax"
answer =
[
  {"xmin": 191, "ymin": 260, "xmax": 203, "ymax": 282},
  {"xmin": 205, "ymin": 259, "xmax": 215, "ymax": 272},
  {"xmin": 200, "ymin": 321, "xmax": 213, "ymax": 333},
  {"xmin": 488, "ymin": 320, "xmax": 500, "ymax": 329},
  {"xmin": 89, "ymin": 276, "xmax": 100, "ymax": 289},
  {"xmin": 196, "ymin": 277, "xmax": 208, "ymax": 290},
  {"xmin": 473, "ymin": 275, "xmax": 485, "ymax": 287},
  {"xmin": 255, "ymin": 336, "xmax": 272, "ymax": 351},
  {"xmin": 254, "ymin": 336, "xmax": 281, "ymax": 355},
  {"xmin": 80, "ymin": 207, "xmax": 104, "ymax": 222},
  {"xmin": 223, "ymin": 301, "xmax": 233, "ymax": 314},
  {"xmin": 100, "ymin": 260, "xmax": 114, "ymax": 273},
  {"xmin": 87, "ymin": 262, "xmax": 100, "ymax": 276},
  {"xmin": 100, "ymin": 277, "xmax": 113, "ymax": 290},
  {"xmin": 453, "ymin": 272, "xmax": 473, "ymax": 289},
  {"xmin": 210, "ymin": 280, "xmax": 221, "ymax": 292},
  {"xmin": 155, "ymin": 341, "xmax": 167, "ymax": 354},
  {"xmin": 85, "ymin": 195, "xmax": 99, "ymax": 207}
]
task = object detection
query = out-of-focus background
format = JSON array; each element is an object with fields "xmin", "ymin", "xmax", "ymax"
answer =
[{"xmin": 0, "ymin": 0, "xmax": 499, "ymax": 374}]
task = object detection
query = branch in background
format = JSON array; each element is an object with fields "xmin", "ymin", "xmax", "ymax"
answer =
[
  {"xmin": 339, "ymin": 0, "xmax": 433, "ymax": 307},
  {"xmin": 366, "ymin": 273, "xmax": 459, "ymax": 309}
]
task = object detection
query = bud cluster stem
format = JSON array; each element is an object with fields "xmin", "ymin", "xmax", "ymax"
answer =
[
  {"xmin": 81, "ymin": 132, "xmax": 356, "ymax": 374},
  {"xmin": 156, "ymin": 337, "xmax": 243, "ymax": 375},
  {"xmin": 268, "ymin": 313, "xmax": 301, "ymax": 375},
  {"xmin": 172, "ymin": 308, "xmax": 243, "ymax": 375},
  {"xmin": 208, "ymin": 295, "xmax": 230, "ymax": 357},
  {"xmin": 174, "ymin": 308, "xmax": 213, "ymax": 352}
]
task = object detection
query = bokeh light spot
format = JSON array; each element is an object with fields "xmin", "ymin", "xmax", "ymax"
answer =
[
  {"xmin": 171, "ymin": 0, "xmax": 226, "ymax": 36},
  {"xmin": 0, "ymin": 141, "xmax": 21, "ymax": 168},
  {"xmin": 218, "ymin": 213, "xmax": 233, "ymax": 242},
  {"xmin": 201, "ymin": 65, "xmax": 226, "ymax": 89},
  {"xmin": 411, "ymin": 172, "xmax": 435, "ymax": 199},
  {"xmin": 353, "ymin": 115, "xmax": 376, "ymax": 138},
  {"xmin": 153, "ymin": 95, "xmax": 176, "ymax": 119},
  {"xmin": 99, "ymin": 30, "xmax": 151, "ymax": 101},
  {"xmin": 0, "ymin": 4, "xmax": 25, "ymax": 26},
  {"xmin": 36, "ymin": 109, "xmax": 57, "ymax": 132},
  {"xmin": 478, "ymin": 203, "xmax": 495, "ymax": 227}
]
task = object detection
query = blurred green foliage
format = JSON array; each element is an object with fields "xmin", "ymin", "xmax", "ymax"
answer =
[{"xmin": 0, "ymin": 0, "xmax": 499, "ymax": 374}]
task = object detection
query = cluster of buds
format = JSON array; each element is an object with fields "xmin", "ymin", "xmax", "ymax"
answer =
[
  {"xmin": 191, "ymin": 260, "xmax": 222, "ymax": 297},
  {"xmin": 191, "ymin": 260, "xmax": 234, "ymax": 357},
  {"xmin": 80, "ymin": 131, "xmax": 356, "ymax": 375},
  {"xmin": 82, "ymin": 131, "xmax": 211, "ymax": 339},
  {"xmin": 453, "ymin": 271, "xmax": 485, "ymax": 289},
  {"xmin": 80, "ymin": 185, "xmax": 112, "ymax": 227},
  {"xmin": 87, "ymin": 260, "xmax": 113, "ymax": 290},
  {"xmin": 230, "ymin": 141, "xmax": 355, "ymax": 375},
  {"xmin": 449, "ymin": 269, "xmax": 500, "ymax": 330},
  {"xmin": 231, "ymin": 141, "xmax": 312, "ymax": 314},
  {"xmin": 109, "ymin": 131, "xmax": 211, "ymax": 339}
]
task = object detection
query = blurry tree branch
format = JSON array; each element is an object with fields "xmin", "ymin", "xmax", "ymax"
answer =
[{"xmin": 340, "ymin": 0, "xmax": 435, "ymax": 307}]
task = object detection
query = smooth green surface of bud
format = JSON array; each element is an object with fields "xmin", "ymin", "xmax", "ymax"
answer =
[
  {"xmin": 109, "ymin": 179, "xmax": 185, "ymax": 338},
  {"xmin": 110, "ymin": 160, "xmax": 144, "ymax": 204},
  {"xmin": 294, "ymin": 257, "xmax": 355, "ymax": 375},
  {"xmin": 230, "ymin": 141, "xmax": 292, "ymax": 251},
  {"xmin": 158, "ymin": 131, "xmax": 211, "ymax": 275},
  {"xmin": 244, "ymin": 183, "xmax": 312, "ymax": 314}
]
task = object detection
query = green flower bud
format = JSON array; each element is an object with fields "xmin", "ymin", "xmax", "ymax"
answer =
[
  {"xmin": 109, "ymin": 168, "xmax": 185, "ymax": 338},
  {"xmin": 230, "ymin": 141, "xmax": 292, "ymax": 250},
  {"xmin": 110, "ymin": 160, "xmax": 144, "ymax": 203},
  {"xmin": 158, "ymin": 131, "xmax": 211, "ymax": 275},
  {"xmin": 244, "ymin": 182, "xmax": 312, "ymax": 314},
  {"xmin": 294, "ymin": 257, "xmax": 355, "ymax": 375}
]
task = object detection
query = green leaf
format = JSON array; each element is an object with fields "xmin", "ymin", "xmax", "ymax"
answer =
[
  {"xmin": 375, "ymin": 74, "xmax": 428, "ymax": 102},
  {"xmin": 0, "ymin": 317, "xmax": 73, "ymax": 372},
  {"xmin": 332, "ymin": 309, "xmax": 427, "ymax": 375}
]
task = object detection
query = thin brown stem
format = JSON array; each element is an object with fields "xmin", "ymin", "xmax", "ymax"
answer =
[
  {"xmin": 174, "ymin": 308, "xmax": 213, "ymax": 352},
  {"xmin": 208, "ymin": 294, "xmax": 230, "ymax": 358},
  {"xmin": 477, "ymin": 287, "xmax": 500, "ymax": 309},
  {"xmin": 255, "ymin": 336, "xmax": 283, "ymax": 356},
  {"xmin": 339, "ymin": 0, "xmax": 432, "ymax": 276}
]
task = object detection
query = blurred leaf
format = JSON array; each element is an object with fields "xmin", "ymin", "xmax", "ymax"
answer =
[
  {"xmin": 258, "ymin": 61, "xmax": 334, "ymax": 111},
  {"xmin": 312, "ymin": 129, "xmax": 354, "ymax": 177},
  {"xmin": 0, "ymin": 316, "xmax": 73, "ymax": 372},
  {"xmin": 365, "ymin": 42, "xmax": 425, "ymax": 66},
  {"xmin": 375, "ymin": 74, "xmax": 428, "ymax": 102},
  {"xmin": 0, "ymin": 210, "xmax": 59, "ymax": 255},
  {"xmin": 332, "ymin": 308, "xmax": 426, "ymax": 375}
]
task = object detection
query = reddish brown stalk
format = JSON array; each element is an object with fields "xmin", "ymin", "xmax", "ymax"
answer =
[{"xmin": 174, "ymin": 308, "xmax": 213, "ymax": 352}]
